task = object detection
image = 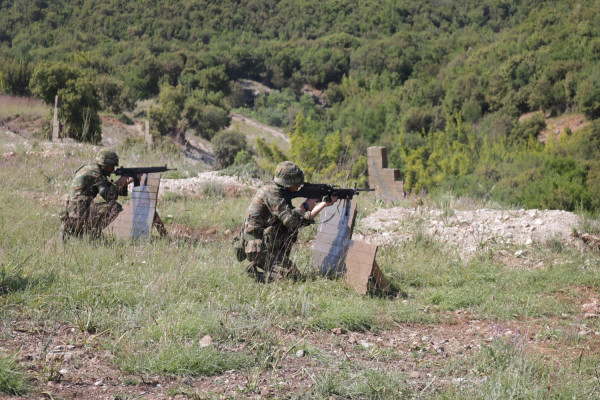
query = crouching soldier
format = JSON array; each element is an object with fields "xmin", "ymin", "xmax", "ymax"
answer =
[
  {"xmin": 59, "ymin": 149, "xmax": 133, "ymax": 239},
  {"xmin": 242, "ymin": 161, "xmax": 337, "ymax": 282}
]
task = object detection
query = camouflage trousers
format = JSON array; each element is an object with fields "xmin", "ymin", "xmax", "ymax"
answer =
[
  {"xmin": 60, "ymin": 200, "xmax": 123, "ymax": 238},
  {"xmin": 245, "ymin": 248, "xmax": 299, "ymax": 283}
]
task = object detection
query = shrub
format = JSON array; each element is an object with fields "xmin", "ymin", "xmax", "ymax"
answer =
[{"xmin": 212, "ymin": 130, "xmax": 248, "ymax": 168}]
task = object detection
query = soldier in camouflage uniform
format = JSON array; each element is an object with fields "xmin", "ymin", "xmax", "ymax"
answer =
[
  {"xmin": 242, "ymin": 161, "xmax": 338, "ymax": 282},
  {"xmin": 60, "ymin": 149, "xmax": 134, "ymax": 239}
]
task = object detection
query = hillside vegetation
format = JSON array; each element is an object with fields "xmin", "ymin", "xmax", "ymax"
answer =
[{"xmin": 1, "ymin": 0, "xmax": 600, "ymax": 212}]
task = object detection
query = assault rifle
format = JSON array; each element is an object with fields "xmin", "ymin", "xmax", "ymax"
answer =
[
  {"xmin": 114, "ymin": 165, "xmax": 176, "ymax": 186},
  {"xmin": 283, "ymin": 183, "xmax": 374, "ymax": 203}
]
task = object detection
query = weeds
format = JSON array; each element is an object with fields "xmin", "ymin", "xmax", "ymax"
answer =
[{"xmin": 0, "ymin": 354, "xmax": 29, "ymax": 395}]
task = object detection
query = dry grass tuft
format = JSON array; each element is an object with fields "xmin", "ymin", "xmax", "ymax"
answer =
[{"xmin": 0, "ymin": 95, "xmax": 47, "ymax": 118}]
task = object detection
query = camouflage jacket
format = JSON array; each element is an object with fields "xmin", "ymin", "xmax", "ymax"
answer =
[
  {"xmin": 65, "ymin": 164, "xmax": 124, "ymax": 217},
  {"xmin": 243, "ymin": 182, "xmax": 312, "ymax": 253}
]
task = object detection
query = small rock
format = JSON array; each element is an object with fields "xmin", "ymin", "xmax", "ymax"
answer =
[
  {"xmin": 94, "ymin": 380, "xmax": 103, "ymax": 386},
  {"xmin": 525, "ymin": 237, "xmax": 533, "ymax": 245},
  {"xmin": 199, "ymin": 334, "xmax": 212, "ymax": 347},
  {"xmin": 295, "ymin": 349, "xmax": 305, "ymax": 358},
  {"xmin": 514, "ymin": 249, "xmax": 525, "ymax": 257},
  {"xmin": 331, "ymin": 327, "xmax": 346, "ymax": 335}
]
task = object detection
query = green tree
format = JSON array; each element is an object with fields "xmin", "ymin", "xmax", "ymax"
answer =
[
  {"xmin": 184, "ymin": 89, "xmax": 231, "ymax": 140},
  {"xmin": 577, "ymin": 74, "xmax": 600, "ymax": 119},
  {"xmin": 148, "ymin": 83, "xmax": 186, "ymax": 136},
  {"xmin": 211, "ymin": 130, "xmax": 247, "ymax": 168},
  {"xmin": 30, "ymin": 61, "xmax": 102, "ymax": 143},
  {"xmin": 289, "ymin": 111, "xmax": 320, "ymax": 178},
  {"xmin": 0, "ymin": 59, "xmax": 32, "ymax": 96}
]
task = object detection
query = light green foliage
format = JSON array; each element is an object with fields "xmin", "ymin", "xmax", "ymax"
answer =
[{"xmin": 289, "ymin": 111, "xmax": 320, "ymax": 179}]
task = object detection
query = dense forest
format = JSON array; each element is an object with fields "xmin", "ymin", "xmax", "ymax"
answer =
[{"xmin": 2, "ymin": 0, "xmax": 600, "ymax": 212}]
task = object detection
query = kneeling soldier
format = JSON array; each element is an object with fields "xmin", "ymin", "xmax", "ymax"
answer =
[
  {"xmin": 60, "ymin": 149, "xmax": 133, "ymax": 239},
  {"xmin": 242, "ymin": 161, "xmax": 337, "ymax": 282}
]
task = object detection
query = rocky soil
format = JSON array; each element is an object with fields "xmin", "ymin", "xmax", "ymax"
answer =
[{"xmin": 357, "ymin": 206, "xmax": 583, "ymax": 260}]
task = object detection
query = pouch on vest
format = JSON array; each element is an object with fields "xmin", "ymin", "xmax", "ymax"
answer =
[{"xmin": 231, "ymin": 229, "xmax": 246, "ymax": 262}]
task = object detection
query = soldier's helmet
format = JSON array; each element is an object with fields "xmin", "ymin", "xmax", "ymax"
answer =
[
  {"xmin": 96, "ymin": 149, "xmax": 119, "ymax": 167},
  {"xmin": 274, "ymin": 161, "xmax": 305, "ymax": 188}
]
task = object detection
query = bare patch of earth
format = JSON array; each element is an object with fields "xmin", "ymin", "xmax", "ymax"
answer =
[
  {"xmin": 230, "ymin": 112, "xmax": 290, "ymax": 145},
  {"xmin": 519, "ymin": 111, "xmax": 589, "ymax": 143},
  {"xmin": 3, "ymin": 302, "xmax": 600, "ymax": 399},
  {"xmin": 159, "ymin": 171, "xmax": 260, "ymax": 198}
]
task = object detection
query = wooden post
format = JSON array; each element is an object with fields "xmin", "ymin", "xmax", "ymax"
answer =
[
  {"xmin": 144, "ymin": 120, "xmax": 153, "ymax": 148},
  {"xmin": 52, "ymin": 95, "xmax": 62, "ymax": 142}
]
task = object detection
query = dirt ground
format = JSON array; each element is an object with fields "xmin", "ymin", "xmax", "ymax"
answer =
[{"xmin": 2, "ymin": 304, "xmax": 600, "ymax": 399}]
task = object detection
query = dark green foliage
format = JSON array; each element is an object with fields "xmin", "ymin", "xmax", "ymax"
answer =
[
  {"xmin": 0, "ymin": 59, "xmax": 32, "ymax": 96},
  {"xmin": 577, "ymin": 73, "xmax": 600, "ymax": 119},
  {"xmin": 184, "ymin": 91, "xmax": 231, "ymax": 140},
  {"xmin": 148, "ymin": 83, "xmax": 186, "ymax": 136},
  {"xmin": 149, "ymin": 83, "xmax": 231, "ymax": 140},
  {"xmin": 211, "ymin": 130, "xmax": 247, "ymax": 168},
  {"xmin": 2, "ymin": 0, "xmax": 600, "ymax": 211},
  {"xmin": 29, "ymin": 61, "xmax": 102, "ymax": 143}
]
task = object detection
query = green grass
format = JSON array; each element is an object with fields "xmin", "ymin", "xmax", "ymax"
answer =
[
  {"xmin": 0, "ymin": 354, "xmax": 29, "ymax": 395},
  {"xmin": 2, "ymin": 131, "xmax": 600, "ymax": 398}
]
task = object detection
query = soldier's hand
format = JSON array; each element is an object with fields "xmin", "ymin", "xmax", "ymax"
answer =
[
  {"xmin": 116, "ymin": 176, "xmax": 133, "ymax": 187},
  {"xmin": 324, "ymin": 195, "xmax": 338, "ymax": 206},
  {"xmin": 305, "ymin": 198, "xmax": 319, "ymax": 211}
]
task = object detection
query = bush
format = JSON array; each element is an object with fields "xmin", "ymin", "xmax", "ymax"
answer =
[
  {"xmin": 30, "ymin": 61, "xmax": 102, "ymax": 143},
  {"xmin": 0, "ymin": 59, "xmax": 32, "ymax": 96},
  {"xmin": 211, "ymin": 130, "xmax": 248, "ymax": 168}
]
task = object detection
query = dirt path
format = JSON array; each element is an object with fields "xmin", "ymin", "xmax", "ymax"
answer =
[{"xmin": 231, "ymin": 112, "xmax": 290, "ymax": 144}]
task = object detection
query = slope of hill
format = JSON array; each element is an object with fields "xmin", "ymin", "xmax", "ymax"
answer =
[{"xmin": 1, "ymin": 1, "xmax": 600, "ymax": 213}]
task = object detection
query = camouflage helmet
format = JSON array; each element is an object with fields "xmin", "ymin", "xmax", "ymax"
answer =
[
  {"xmin": 96, "ymin": 149, "xmax": 119, "ymax": 167},
  {"xmin": 274, "ymin": 161, "xmax": 304, "ymax": 188}
]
